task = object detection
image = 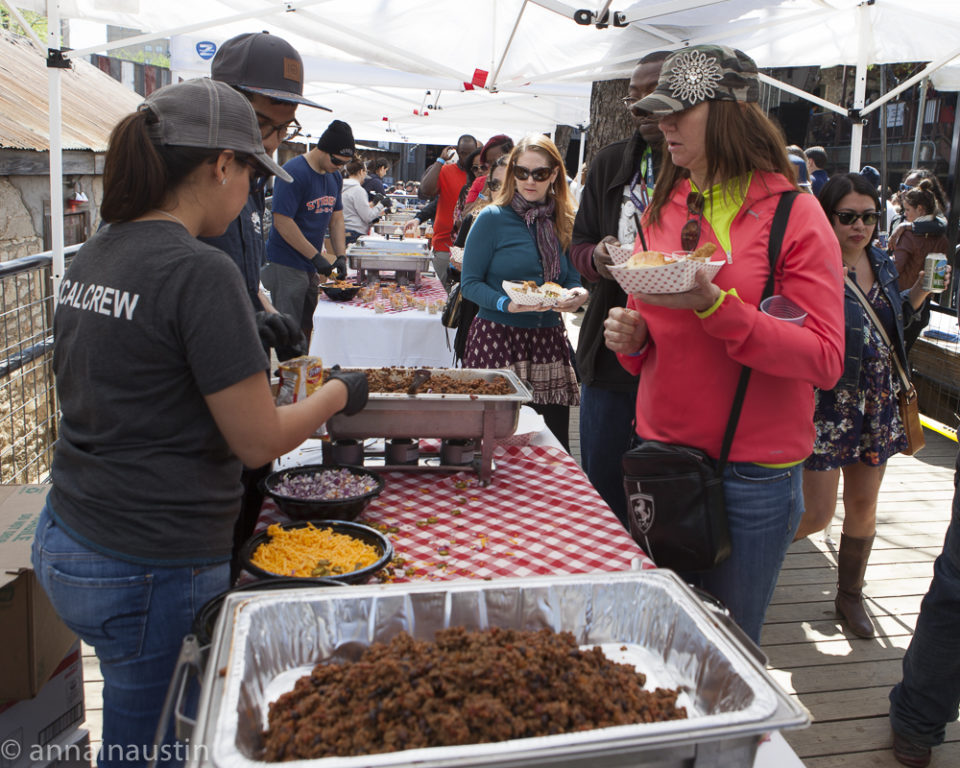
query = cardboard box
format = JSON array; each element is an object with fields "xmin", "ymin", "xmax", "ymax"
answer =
[
  {"xmin": 0, "ymin": 485, "xmax": 77, "ymax": 701},
  {"xmin": 30, "ymin": 727, "xmax": 90, "ymax": 768},
  {"xmin": 0, "ymin": 642, "xmax": 84, "ymax": 768}
]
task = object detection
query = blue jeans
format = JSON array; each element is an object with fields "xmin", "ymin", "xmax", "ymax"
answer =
[
  {"xmin": 579, "ymin": 384, "xmax": 637, "ymax": 529},
  {"xmin": 31, "ymin": 502, "xmax": 229, "ymax": 768},
  {"xmin": 683, "ymin": 462, "xmax": 805, "ymax": 645},
  {"xmin": 889, "ymin": 448, "xmax": 960, "ymax": 747}
]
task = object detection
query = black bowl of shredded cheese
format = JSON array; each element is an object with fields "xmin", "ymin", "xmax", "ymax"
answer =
[
  {"xmin": 261, "ymin": 464, "xmax": 385, "ymax": 521},
  {"xmin": 239, "ymin": 520, "xmax": 393, "ymax": 585}
]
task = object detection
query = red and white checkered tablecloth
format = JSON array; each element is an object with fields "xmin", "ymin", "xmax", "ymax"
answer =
[
  {"xmin": 255, "ymin": 444, "xmax": 654, "ymax": 582},
  {"xmin": 318, "ymin": 275, "xmax": 448, "ymax": 315}
]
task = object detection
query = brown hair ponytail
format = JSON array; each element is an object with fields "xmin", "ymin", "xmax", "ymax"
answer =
[{"xmin": 100, "ymin": 107, "xmax": 221, "ymax": 223}]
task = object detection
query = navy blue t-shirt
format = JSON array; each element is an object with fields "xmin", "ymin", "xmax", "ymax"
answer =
[
  {"xmin": 266, "ymin": 154, "xmax": 343, "ymax": 273},
  {"xmin": 200, "ymin": 182, "xmax": 266, "ymax": 310}
]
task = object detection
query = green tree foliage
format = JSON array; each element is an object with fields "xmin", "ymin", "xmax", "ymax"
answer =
[{"xmin": 0, "ymin": 7, "xmax": 48, "ymax": 38}]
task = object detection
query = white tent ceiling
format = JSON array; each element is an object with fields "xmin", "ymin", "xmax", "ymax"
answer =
[{"xmin": 9, "ymin": 0, "xmax": 960, "ymax": 289}]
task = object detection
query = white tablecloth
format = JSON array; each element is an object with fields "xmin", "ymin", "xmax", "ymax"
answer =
[{"xmin": 309, "ymin": 292, "xmax": 455, "ymax": 368}]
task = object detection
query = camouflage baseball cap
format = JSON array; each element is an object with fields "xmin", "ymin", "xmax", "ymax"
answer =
[{"xmin": 630, "ymin": 45, "xmax": 759, "ymax": 117}]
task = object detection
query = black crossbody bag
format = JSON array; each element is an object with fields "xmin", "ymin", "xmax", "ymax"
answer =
[{"xmin": 621, "ymin": 192, "xmax": 797, "ymax": 572}]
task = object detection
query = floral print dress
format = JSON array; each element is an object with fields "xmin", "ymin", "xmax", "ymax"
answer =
[{"xmin": 805, "ymin": 281, "xmax": 907, "ymax": 470}]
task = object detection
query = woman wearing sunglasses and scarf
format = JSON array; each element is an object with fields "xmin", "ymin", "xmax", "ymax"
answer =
[
  {"xmin": 796, "ymin": 172, "xmax": 939, "ymax": 638},
  {"xmin": 603, "ymin": 45, "xmax": 846, "ymax": 644},
  {"xmin": 461, "ymin": 136, "xmax": 588, "ymax": 451}
]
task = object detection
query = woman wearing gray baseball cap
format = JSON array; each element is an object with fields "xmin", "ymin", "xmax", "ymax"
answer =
[
  {"xmin": 604, "ymin": 45, "xmax": 845, "ymax": 644},
  {"xmin": 31, "ymin": 78, "xmax": 367, "ymax": 768}
]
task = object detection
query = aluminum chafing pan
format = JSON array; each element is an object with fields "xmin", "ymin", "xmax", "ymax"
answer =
[
  {"xmin": 347, "ymin": 252, "xmax": 433, "ymax": 276},
  {"xmin": 188, "ymin": 570, "xmax": 807, "ymax": 768},
  {"xmin": 354, "ymin": 236, "xmax": 429, "ymax": 253},
  {"xmin": 326, "ymin": 368, "xmax": 532, "ymax": 441}
]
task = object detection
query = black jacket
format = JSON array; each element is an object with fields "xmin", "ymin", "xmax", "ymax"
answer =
[{"xmin": 571, "ymin": 131, "xmax": 650, "ymax": 391}]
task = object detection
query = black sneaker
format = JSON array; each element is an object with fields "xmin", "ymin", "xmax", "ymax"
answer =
[{"xmin": 892, "ymin": 731, "xmax": 932, "ymax": 768}]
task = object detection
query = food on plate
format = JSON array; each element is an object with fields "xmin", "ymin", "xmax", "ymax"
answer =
[
  {"xmin": 262, "ymin": 626, "xmax": 687, "ymax": 759},
  {"xmin": 250, "ymin": 521, "xmax": 380, "ymax": 577},
  {"xmin": 271, "ymin": 467, "xmax": 379, "ymax": 499},
  {"xmin": 626, "ymin": 250, "xmax": 672, "ymax": 268},
  {"xmin": 519, "ymin": 280, "xmax": 540, "ymax": 293},
  {"xmin": 349, "ymin": 367, "xmax": 513, "ymax": 395},
  {"xmin": 541, "ymin": 281, "xmax": 564, "ymax": 298},
  {"xmin": 687, "ymin": 242, "xmax": 719, "ymax": 262},
  {"xmin": 275, "ymin": 356, "xmax": 323, "ymax": 405}
]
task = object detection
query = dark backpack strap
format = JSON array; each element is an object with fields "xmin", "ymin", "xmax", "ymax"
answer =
[{"xmin": 717, "ymin": 191, "xmax": 798, "ymax": 471}]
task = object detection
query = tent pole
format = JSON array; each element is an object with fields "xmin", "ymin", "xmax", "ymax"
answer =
[
  {"xmin": 577, "ymin": 127, "xmax": 586, "ymax": 179},
  {"xmin": 912, "ymin": 79, "xmax": 929, "ymax": 168},
  {"xmin": 880, "ymin": 65, "xmax": 889, "ymax": 232},
  {"xmin": 848, "ymin": 3, "xmax": 871, "ymax": 172},
  {"xmin": 945, "ymin": 93, "xmax": 960, "ymax": 310},
  {"xmin": 47, "ymin": 0, "xmax": 65, "ymax": 302}
]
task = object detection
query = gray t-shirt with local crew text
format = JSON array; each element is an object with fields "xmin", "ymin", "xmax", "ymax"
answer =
[{"xmin": 49, "ymin": 220, "xmax": 269, "ymax": 564}]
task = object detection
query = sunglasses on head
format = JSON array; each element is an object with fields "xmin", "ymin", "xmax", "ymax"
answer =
[
  {"xmin": 487, "ymin": 179, "xmax": 502, "ymax": 192},
  {"xmin": 513, "ymin": 165, "xmax": 553, "ymax": 182},
  {"xmin": 899, "ymin": 183, "xmax": 914, "ymax": 192},
  {"xmin": 834, "ymin": 210, "xmax": 880, "ymax": 226},
  {"xmin": 681, "ymin": 191, "xmax": 704, "ymax": 252}
]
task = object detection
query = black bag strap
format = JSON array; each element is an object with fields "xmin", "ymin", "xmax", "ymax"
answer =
[{"xmin": 717, "ymin": 191, "xmax": 798, "ymax": 471}]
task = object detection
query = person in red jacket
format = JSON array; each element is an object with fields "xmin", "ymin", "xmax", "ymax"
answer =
[
  {"xmin": 419, "ymin": 134, "xmax": 479, "ymax": 289},
  {"xmin": 604, "ymin": 44, "xmax": 845, "ymax": 644}
]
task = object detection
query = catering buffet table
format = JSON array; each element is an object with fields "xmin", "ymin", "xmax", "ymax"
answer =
[{"xmin": 308, "ymin": 274, "xmax": 454, "ymax": 368}]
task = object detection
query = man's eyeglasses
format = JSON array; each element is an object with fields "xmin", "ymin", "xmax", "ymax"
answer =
[
  {"xmin": 834, "ymin": 210, "xmax": 880, "ymax": 226},
  {"xmin": 256, "ymin": 113, "xmax": 302, "ymax": 142},
  {"xmin": 487, "ymin": 179, "xmax": 502, "ymax": 192},
  {"xmin": 329, "ymin": 155, "xmax": 350, "ymax": 167},
  {"xmin": 681, "ymin": 191, "xmax": 704, "ymax": 251},
  {"xmin": 513, "ymin": 165, "xmax": 553, "ymax": 182}
]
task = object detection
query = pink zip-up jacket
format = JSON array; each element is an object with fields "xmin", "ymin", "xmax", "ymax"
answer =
[{"xmin": 618, "ymin": 171, "xmax": 845, "ymax": 464}]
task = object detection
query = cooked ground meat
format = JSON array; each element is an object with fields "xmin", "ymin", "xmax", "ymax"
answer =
[
  {"xmin": 355, "ymin": 367, "xmax": 513, "ymax": 395},
  {"xmin": 262, "ymin": 626, "xmax": 686, "ymax": 760}
]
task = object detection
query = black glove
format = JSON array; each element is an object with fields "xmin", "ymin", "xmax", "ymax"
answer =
[
  {"xmin": 327, "ymin": 365, "xmax": 368, "ymax": 415},
  {"xmin": 255, "ymin": 312, "xmax": 307, "ymax": 360},
  {"xmin": 333, "ymin": 255, "xmax": 348, "ymax": 280},
  {"xmin": 311, "ymin": 252, "xmax": 334, "ymax": 277}
]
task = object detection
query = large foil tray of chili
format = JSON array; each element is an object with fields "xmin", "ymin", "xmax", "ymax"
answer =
[
  {"xmin": 188, "ymin": 570, "xmax": 807, "ymax": 768},
  {"xmin": 325, "ymin": 367, "xmax": 533, "ymax": 441}
]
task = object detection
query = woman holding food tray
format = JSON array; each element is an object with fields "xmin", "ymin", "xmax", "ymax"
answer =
[
  {"xmin": 603, "ymin": 45, "xmax": 845, "ymax": 644},
  {"xmin": 30, "ymin": 79, "xmax": 367, "ymax": 768},
  {"xmin": 460, "ymin": 135, "xmax": 588, "ymax": 451}
]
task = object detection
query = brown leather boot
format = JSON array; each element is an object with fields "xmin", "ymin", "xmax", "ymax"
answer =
[{"xmin": 835, "ymin": 533, "xmax": 876, "ymax": 638}]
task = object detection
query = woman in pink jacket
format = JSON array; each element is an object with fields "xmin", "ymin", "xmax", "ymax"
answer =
[{"xmin": 604, "ymin": 44, "xmax": 845, "ymax": 643}]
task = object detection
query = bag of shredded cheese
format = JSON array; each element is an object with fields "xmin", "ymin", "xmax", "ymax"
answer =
[{"xmin": 275, "ymin": 356, "xmax": 324, "ymax": 405}]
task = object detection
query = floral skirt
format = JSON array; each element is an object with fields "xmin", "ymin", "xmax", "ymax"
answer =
[
  {"xmin": 805, "ymin": 355, "xmax": 907, "ymax": 470},
  {"xmin": 463, "ymin": 317, "xmax": 580, "ymax": 406}
]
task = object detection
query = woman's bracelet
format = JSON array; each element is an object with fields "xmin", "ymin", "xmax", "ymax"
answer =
[{"xmin": 497, "ymin": 295, "xmax": 509, "ymax": 312}]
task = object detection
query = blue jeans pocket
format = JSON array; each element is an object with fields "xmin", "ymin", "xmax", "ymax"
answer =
[
  {"xmin": 43, "ymin": 563, "xmax": 153, "ymax": 664},
  {"xmin": 728, "ymin": 464, "xmax": 794, "ymax": 484}
]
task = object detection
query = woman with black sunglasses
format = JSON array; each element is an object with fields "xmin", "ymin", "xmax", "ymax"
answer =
[
  {"xmin": 797, "ymin": 172, "xmax": 937, "ymax": 638},
  {"xmin": 603, "ymin": 45, "xmax": 846, "ymax": 645},
  {"xmin": 460, "ymin": 135, "xmax": 587, "ymax": 450}
]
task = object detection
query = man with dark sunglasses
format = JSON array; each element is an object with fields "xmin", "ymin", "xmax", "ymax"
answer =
[
  {"xmin": 263, "ymin": 118, "xmax": 355, "ymax": 341},
  {"xmin": 569, "ymin": 50, "xmax": 669, "ymax": 528}
]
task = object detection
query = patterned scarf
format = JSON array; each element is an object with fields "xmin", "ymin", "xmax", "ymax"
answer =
[{"xmin": 509, "ymin": 191, "xmax": 561, "ymax": 282}]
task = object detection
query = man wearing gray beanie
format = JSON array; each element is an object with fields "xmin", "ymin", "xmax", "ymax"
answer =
[{"xmin": 263, "ymin": 119, "xmax": 355, "ymax": 339}]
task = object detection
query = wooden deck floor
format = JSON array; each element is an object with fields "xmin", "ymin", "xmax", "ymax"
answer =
[{"xmin": 77, "ymin": 369, "xmax": 959, "ymax": 768}]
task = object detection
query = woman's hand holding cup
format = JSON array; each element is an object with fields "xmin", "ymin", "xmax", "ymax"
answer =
[{"xmin": 604, "ymin": 307, "xmax": 648, "ymax": 354}]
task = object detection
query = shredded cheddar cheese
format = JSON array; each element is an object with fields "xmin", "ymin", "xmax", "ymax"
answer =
[{"xmin": 251, "ymin": 523, "xmax": 380, "ymax": 577}]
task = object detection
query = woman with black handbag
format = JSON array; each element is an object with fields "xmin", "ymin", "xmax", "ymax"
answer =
[
  {"xmin": 603, "ymin": 45, "xmax": 846, "ymax": 644},
  {"xmin": 797, "ymin": 172, "xmax": 941, "ymax": 638}
]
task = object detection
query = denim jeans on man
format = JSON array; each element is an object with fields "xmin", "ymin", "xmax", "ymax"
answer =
[
  {"xmin": 889, "ymin": 448, "xmax": 960, "ymax": 748},
  {"xmin": 579, "ymin": 384, "xmax": 637, "ymax": 528},
  {"xmin": 682, "ymin": 461, "xmax": 805, "ymax": 645},
  {"xmin": 32, "ymin": 502, "xmax": 230, "ymax": 768}
]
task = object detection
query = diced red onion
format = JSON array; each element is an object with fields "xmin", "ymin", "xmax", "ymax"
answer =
[{"xmin": 273, "ymin": 468, "xmax": 377, "ymax": 500}]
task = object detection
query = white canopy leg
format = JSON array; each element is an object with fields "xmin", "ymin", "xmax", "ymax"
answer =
[
  {"xmin": 47, "ymin": 0, "xmax": 65, "ymax": 302},
  {"xmin": 848, "ymin": 2, "xmax": 871, "ymax": 172}
]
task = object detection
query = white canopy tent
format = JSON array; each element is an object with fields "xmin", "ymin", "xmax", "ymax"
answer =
[{"xmin": 9, "ymin": 0, "xmax": 960, "ymax": 294}]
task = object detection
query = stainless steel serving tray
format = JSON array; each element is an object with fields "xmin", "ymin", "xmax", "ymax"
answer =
[
  {"xmin": 347, "ymin": 253, "xmax": 433, "ymax": 275},
  {"xmin": 354, "ymin": 236, "xmax": 429, "ymax": 253},
  {"xmin": 188, "ymin": 570, "xmax": 808, "ymax": 768},
  {"xmin": 326, "ymin": 368, "xmax": 531, "ymax": 441}
]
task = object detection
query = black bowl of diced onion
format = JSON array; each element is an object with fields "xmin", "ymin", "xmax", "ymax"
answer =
[{"xmin": 261, "ymin": 464, "xmax": 385, "ymax": 521}]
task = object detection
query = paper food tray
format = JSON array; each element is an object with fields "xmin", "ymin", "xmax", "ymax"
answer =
[
  {"xmin": 502, "ymin": 280, "xmax": 572, "ymax": 307},
  {"xmin": 608, "ymin": 258, "xmax": 725, "ymax": 295}
]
